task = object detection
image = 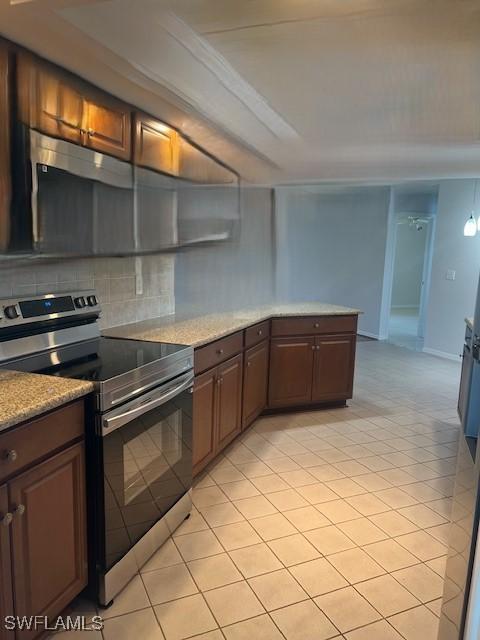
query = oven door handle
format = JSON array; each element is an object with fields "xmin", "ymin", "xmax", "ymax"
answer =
[{"xmin": 101, "ymin": 373, "xmax": 194, "ymax": 437}]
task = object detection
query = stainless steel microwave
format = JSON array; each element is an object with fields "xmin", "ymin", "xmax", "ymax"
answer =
[{"xmin": 5, "ymin": 125, "xmax": 240, "ymax": 257}]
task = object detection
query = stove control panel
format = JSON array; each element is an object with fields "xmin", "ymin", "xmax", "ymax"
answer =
[{"xmin": 0, "ymin": 290, "xmax": 101, "ymax": 327}]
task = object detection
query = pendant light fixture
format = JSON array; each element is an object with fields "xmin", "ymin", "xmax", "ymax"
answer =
[{"xmin": 464, "ymin": 180, "xmax": 478, "ymax": 237}]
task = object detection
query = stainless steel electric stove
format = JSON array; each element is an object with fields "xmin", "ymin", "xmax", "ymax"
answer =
[{"xmin": 0, "ymin": 290, "xmax": 194, "ymax": 606}]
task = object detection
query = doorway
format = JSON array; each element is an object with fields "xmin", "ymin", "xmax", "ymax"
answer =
[{"xmin": 388, "ymin": 214, "xmax": 435, "ymax": 349}]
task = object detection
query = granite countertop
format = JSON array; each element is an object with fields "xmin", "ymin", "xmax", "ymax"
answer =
[
  {"xmin": 466, "ymin": 317, "xmax": 474, "ymax": 330},
  {"xmin": 104, "ymin": 302, "xmax": 362, "ymax": 348},
  {"xmin": 0, "ymin": 370, "xmax": 93, "ymax": 432}
]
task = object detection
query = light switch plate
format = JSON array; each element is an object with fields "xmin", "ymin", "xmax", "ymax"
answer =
[{"xmin": 446, "ymin": 269, "xmax": 456, "ymax": 281}]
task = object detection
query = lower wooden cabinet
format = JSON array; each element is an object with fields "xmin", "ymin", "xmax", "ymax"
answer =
[
  {"xmin": 192, "ymin": 369, "xmax": 217, "ymax": 474},
  {"xmin": 10, "ymin": 442, "xmax": 87, "ymax": 640},
  {"xmin": 193, "ymin": 354, "xmax": 243, "ymax": 475},
  {"xmin": 242, "ymin": 340, "xmax": 269, "ymax": 429},
  {"xmin": 269, "ymin": 333, "xmax": 356, "ymax": 408},
  {"xmin": 0, "ymin": 401, "xmax": 87, "ymax": 640},
  {"xmin": 0, "ymin": 485, "xmax": 14, "ymax": 640},
  {"xmin": 216, "ymin": 354, "xmax": 243, "ymax": 450},
  {"xmin": 193, "ymin": 316, "xmax": 358, "ymax": 475},
  {"xmin": 312, "ymin": 335, "xmax": 356, "ymax": 402},
  {"xmin": 268, "ymin": 337, "xmax": 315, "ymax": 408}
]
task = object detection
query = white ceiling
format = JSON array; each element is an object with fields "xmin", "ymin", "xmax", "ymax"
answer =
[{"xmin": 1, "ymin": 0, "xmax": 480, "ymax": 184}]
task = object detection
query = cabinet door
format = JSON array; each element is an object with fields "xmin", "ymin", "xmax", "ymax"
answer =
[
  {"xmin": 312, "ymin": 335, "xmax": 356, "ymax": 402},
  {"xmin": 0, "ymin": 42, "xmax": 11, "ymax": 253},
  {"xmin": 268, "ymin": 337, "xmax": 315, "ymax": 408},
  {"xmin": 0, "ymin": 485, "xmax": 14, "ymax": 640},
  {"xmin": 243, "ymin": 340, "xmax": 269, "ymax": 429},
  {"xmin": 134, "ymin": 113, "xmax": 178, "ymax": 175},
  {"xmin": 193, "ymin": 368, "xmax": 217, "ymax": 475},
  {"xmin": 216, "ymin": 353, "xmax": 243, "ymax": 451},
  {"xmin": 84, "ymin": 94, "xmax": 131, "ymax": 160},
  {"xmin": 9, "ymin": 442, "xmax": 87, "ymax": 639},
  {"xmin": 17, "ymin": 54, "xmax": 84, "ymax": 144}
]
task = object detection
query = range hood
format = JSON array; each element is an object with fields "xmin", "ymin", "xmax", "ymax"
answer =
[{"xmin": 4, "ymin": 127, "xmax": 240, "ymax": 258}]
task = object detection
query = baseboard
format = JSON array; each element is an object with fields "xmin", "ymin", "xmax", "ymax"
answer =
[
  {"xmin": 423, "ymin": 347, "xmax": 461, "ymax": 362},
  {"xmin": 357, "ymin": 331, "xmax": 381, "ymax": 340}
]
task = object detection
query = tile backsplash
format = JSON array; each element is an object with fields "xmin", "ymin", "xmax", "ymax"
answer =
[{"xmin": 0, "ymin": 254, "xmax": 174, "ymax": 329}]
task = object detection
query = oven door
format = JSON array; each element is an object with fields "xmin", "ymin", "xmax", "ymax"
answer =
[{"xmin": 98, "ymin": 371, "xmax": 193, "ymax": 572}]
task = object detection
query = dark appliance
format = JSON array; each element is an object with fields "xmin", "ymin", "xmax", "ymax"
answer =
[{"xmin": 0, "ymin": 290, "xmax": 194, "ymax": 606}]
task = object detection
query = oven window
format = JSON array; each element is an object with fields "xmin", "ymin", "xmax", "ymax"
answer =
[{"xmin": 102, "ymin": 390, "xmax": 192, "ymax": 570}]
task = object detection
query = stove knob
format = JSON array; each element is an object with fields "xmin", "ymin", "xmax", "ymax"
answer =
[
  {"xmin": 74, "ymin": 297, "xmax": 86, "ymax": 309},
  {"xmin": 4, "ymin": 305, "xmax": 19, "ymax": 320},
  {"xmin": 87, "ymin": 295, "xmax": 98, "ymax": 307}
]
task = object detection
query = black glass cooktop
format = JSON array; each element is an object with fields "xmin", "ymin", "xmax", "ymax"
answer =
[{"xmin": 2, "ymin": 336, "xmax": 190, "ymax": 382}]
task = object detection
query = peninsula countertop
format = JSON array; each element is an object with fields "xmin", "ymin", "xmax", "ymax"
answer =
[
  {"xmin": 104, "ymin": 302, "xmax": 362, "ymax": 348},
  {"xmin": 0, "ymin": 370, "xmax": 93, "ymax": 432}
]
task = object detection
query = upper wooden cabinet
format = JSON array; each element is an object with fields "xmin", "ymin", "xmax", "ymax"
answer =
[
  {"xmin": 0, "ymin": 41, "xmax": 11, "ymax": 253},
  {"xmin": 178, "ymin": 137, "xmax": 237, "ymax": 184},
  {"xmin": 134, "ymin": 113, "xmax": 179, "ymax": 175},
  {"xmin": 83, "ymin": 92, "xmax": 131, "ymax": 159},
  {"xmin": 17, "ymin": 52, "xmax": 131, "ymax": 160}
]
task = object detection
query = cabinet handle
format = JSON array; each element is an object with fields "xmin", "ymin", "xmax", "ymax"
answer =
[
  {"xmin": 3, "ymin": 449, "xmax": 18, "ymax": 462},
  {"xmin": 247, "ymin": 361, "xmax": 252, "ymax": 367},
  {"xmin": 311, "ymin": 345, "xmax": 316, "ymax": 351},
  {"xmin": 316, "ymin": 345, "xmax": 320, "ymax": 350},
  {"xmin": 87, "ymin": 128, "xmax": 95, "ymax": 136},
  {"xmin": 1, "ymin": 513, "xmax": 13, "ymax": 527},
  {"xmin": 13, "ymin": 504, "xmax": 25, "ymax": 517},
  {"xmin": 257, "ymin": 330, "xmax": 263, "ymax": 336},
  {"xmin": 216, "ymin": 349, "xmax": 224, "ymax": 355},
  {"xmin": 314, "ymin": 323, "xmax": 320, "ymax": 328}
]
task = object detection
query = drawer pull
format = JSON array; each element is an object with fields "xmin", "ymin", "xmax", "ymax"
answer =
[
  {"xmin": 13, "ymin": 504, "xmax": 25, "ymax": 517},
  {"xmin": 1, "ymin": 513, "xmax": 13, "ymax": 527},
  {"xmin": 257, "ymin": 330, "xmax": 263, "ymax": 336},
  {"xmin": 216, "ymin": 349, "xmax": 224, "ymax": 355},
  {"xmin": 314, "ymin": 322, "xmax": 320, "ymax": 328},
  {"xmin": 3, "ymin": 449, "xmax": 18, "ymax": 462}
]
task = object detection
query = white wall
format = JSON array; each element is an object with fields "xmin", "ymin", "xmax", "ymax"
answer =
[
  {"xmin": 424, "ymin": 180, "xmax": 480, "ymax": 358},
  {"xmin": 275, "ymin": 186, "xmax": 391, "ymax": 337},
  {"xmin": 391, "ymin": 222, "xmax": 428, "ymax": 309}
]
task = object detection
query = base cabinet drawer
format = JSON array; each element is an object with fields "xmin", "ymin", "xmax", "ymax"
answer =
[
  {"xmin": 244, "ymin": 321, "xmax": 270, "ymax": 349},
  {"xmin": 271, "ymin": 315, "xmax": 358, "ymax": 337},
  {"xmin": 194, "ymin": 331, "xmax": 243, "ymax": 375},
  {"xmin": 0, "ymin": 402, "xmax": 84, "ymax": 483},
  {"xmin": 243, "ymin": 340, "xmax": 269, "ymax": 428}
]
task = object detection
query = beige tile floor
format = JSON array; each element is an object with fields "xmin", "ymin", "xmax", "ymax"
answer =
[{"xmin": 59, "ymin": 340, "xmax": 462, "ymax": 640}]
